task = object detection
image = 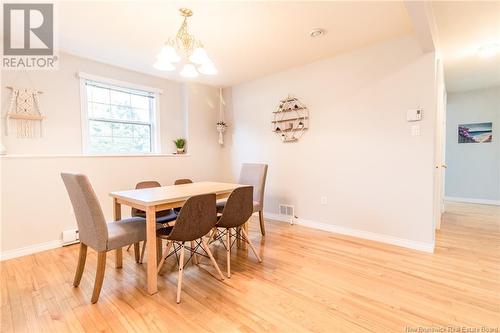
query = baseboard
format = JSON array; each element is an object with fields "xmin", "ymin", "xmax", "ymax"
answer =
[
  {"xmin": 264, "ymin": 212, "xmax": 434, "ymax": 253},
  {"xmin": 444, "ymin": 196, "xmax": 500, "ymax": 206},
  {"xmin": 0, "ymin": 240, "xmax": 62, "ymax": 261}
]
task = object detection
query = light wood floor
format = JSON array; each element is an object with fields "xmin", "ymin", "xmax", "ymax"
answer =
[{"xmin": 1, "ymin": 202, "xmax": 499, "ymax": 332}]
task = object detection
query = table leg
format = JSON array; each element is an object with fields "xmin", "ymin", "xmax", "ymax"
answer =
[
  {"xmin": 146, "ymin": 206, "xmax": 158, "ymax": 295},
  {"xmin": 113, "ymin": 198, "xmax": 123, "ymax": 268}
]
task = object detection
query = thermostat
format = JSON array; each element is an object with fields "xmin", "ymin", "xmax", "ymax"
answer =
[{"xmin": 407, "ymin": 109, "xmax": 423, "ymax": 122}]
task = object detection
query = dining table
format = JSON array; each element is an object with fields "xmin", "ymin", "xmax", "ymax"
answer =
[{"xmin": 109, "ymin": 181, "xmax": 244, "ymax": 295}]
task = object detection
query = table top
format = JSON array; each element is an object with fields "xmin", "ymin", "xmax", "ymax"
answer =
[{"xmin": 110, "ymin": 181, "xmax": 243, "ymax": 206}]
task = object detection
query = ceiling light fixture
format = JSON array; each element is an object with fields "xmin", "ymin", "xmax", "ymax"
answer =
[
  {"xmin": 477, "ymin": 43, "xmax": 500, "ymax": 58},
  {"xmin": 154, "ymin": 8, "xmax": 217, "ymax": 78},
  {"xmin": 309, "ymin": 28, "xmax": 326, "ymax": 38}
]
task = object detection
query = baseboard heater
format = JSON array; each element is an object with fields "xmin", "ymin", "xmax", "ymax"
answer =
[{"xmin": 62, "ymin": 229, "xmax": 80, "ymax": 246}]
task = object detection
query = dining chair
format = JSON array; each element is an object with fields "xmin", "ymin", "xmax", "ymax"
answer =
[
  {"xmin": 213, "ymin": 186, "xmax": 262, "ymax": 278},
  {"xmin": 61, "ymin": 173, "xmax": 147, "ymax": 303},
  {"xmin": 174, "ymin": 178, "xmax": 193, "ymax": 185},
  {"xmin": 217, "ymin": 163, "xmax": 268, "ymax": 235},
  {"xmin": 156, "ymin": 193, "xmax": 224, "ymax": 303},
  {"xmin": 128, "ymin": 181, "xmax": 177, "ymax": 263},
  {"xmin": 173, "ymin": 178, "xmax": 196, "ymax": 256}
]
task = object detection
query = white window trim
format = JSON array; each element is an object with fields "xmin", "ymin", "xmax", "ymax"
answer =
[{"xmin": 78, "ymin": 72, "xmax": 162, "ymax": 156}]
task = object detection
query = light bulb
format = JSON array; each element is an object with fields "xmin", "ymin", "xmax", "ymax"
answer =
[
  {"xmin": 198, "ymin": 61, "xmax": 218, "ymax": 75},
  {"xmin": 180, "ymin": 64, "xmax": 199, "ymax": 78},
  {"xmin": 189, "ymin": 47, "xmax": 210, "ymax": 64},
  {"xmin": 158, "ymin": 45, "xmax": 180, "ymax": 63},
  {"xmin": 153, "ymin": 60, "xmax": 175, "ymax": 71}
]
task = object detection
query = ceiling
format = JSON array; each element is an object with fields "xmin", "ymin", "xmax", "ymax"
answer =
[
  {"xmin": 57, "ymin": 1, "xmax": 413, "ymax": 87},
  {"xmin": 432, "ymin": 1, "xmax": 500, "ymax": 92}
]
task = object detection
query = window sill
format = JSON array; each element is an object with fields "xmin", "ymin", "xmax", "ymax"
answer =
[{"xmin": 0, "ymin": 153, "xmax": 191, "ymax": 159}]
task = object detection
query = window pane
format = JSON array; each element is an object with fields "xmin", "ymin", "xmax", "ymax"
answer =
[
  {"xmin": 89, "ymin": 86, "xmax": 110, "ymax": 104},
  {"xmin": 89, "ymin": 120, "xmax": 112, "ymax": 137},
  {"xmin": 111, "ymin": 122, "xmax": 133, "ymax": 138},
  {"xmin": 89, "ymin": 136, "xmax": 113, "ymax": 153},
  {"xmin": 130, "ymin": 107, "xmax": 150, "ymax": 122},
  {"xmin": 89, "ymin": 102, "xmax": 112, "ymax": 119},
  {"xmin": 131, "ymin": 95, "xmax": 150, "ymax": 109},
  {"xmin": 110, "ymin": 90, "xmax": 131, "ymax": 107},
  {"xmin": 85, "ymin": 79, "xmax": 155, "ymax": 154},
  {"xmin": 110, "ymin": 105, "xmax": 132, "ymax": 121}
]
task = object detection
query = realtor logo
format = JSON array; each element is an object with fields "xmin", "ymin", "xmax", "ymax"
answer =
[{"xmin": 2, "ymin": 3, "xmax": 58, "ymax": 69}]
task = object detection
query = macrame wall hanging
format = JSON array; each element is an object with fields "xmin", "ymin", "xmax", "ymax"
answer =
[
  {"xmin": 6, "ymin": 86, "xmax": 45, "ymax": 138},
  {"xmin": 216, "ymin": 87, "xmax": 228, "ymax": 145}
]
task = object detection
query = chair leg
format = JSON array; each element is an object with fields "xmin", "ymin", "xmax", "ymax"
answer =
[
  {"xmin": 73, "ymin": 243, "xmax": 87, "ymax": 287},
  {"xmin": 208, "ymin": 228, "xmax": 217, "ymax": 243},
  {"xmin": 226, "ymin": 229, "xmax": 231, "ymax": 278},
  {"xmin": 241, "ymin": 227, "xmax": 262, "ymax": 263},
  {"xmin": 191, "ymin": 241, "xmax": 199, "ymax": 265},
  {"xmin": 201, "ymin": 239, "xmax": 224, "ymax": 281},
  {"xmin": 91, "ymin": 251, "xmax": 107, "ymax": 304},
  {"xmin": 134, "ymin": 243, "xmax": 140, "ymax": 263},
  {"xmin": 259, "ymin": 210, "xmax": 266, "ymax": 236},
  {"xmin": 236, "ymin": 226, "xmax": 241, "ymax": 248},
  {"xmin": 140, "ymin": 241, "xmax": 147, "ymax": 264},
  {"xmin": 156, "ymin": 238, "xmax": 163, "ymax": 263},
  {"xmin": 126, "ymin": 244, "xmax": 132, "ymax": 251},
  {"xmin": 157, "ymin": 241, "xmax": 173, "ymax": 274},
  {"xmin": 176, "ymin": 242, "xmax": 185, "ymax": 304}
]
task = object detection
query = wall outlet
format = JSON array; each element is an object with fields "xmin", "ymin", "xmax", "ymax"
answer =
[{"xmin": 320, "ymin": 196, "xmax": 328, "ymax": 205}]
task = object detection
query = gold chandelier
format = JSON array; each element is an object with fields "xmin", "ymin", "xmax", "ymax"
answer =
[{"xmin": 154, "ymin": 8, "xmax": 217, "ymax": 78}]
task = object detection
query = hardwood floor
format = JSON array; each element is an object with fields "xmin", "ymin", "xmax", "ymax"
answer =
[{"xmin": 1, "ymin": 202, "xmax": 499, "ymax": 332}]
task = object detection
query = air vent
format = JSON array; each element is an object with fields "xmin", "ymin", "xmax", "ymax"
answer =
[{"xmin": 279, "ymin": 204, "xmax": 295, "ymax": 224}]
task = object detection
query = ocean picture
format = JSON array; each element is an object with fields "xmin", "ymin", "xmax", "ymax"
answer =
[{"xmin": 458, "ymin": 122, "xmax": 493, "ymax": 143}]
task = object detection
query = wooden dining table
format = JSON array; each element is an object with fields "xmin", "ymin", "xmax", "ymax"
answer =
[{"xmin": 109, "ymin": 181, "xmax": 243, "ymax": 295}]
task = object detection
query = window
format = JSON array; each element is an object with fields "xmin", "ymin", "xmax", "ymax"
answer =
[{"xmin": 80, "ymin": 74, "xmax": 161, "ymax": 154}]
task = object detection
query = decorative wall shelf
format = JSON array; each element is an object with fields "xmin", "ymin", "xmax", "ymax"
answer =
[{"xmin": 272, "ymin": 95, "xmax": 309, "ymax": 142}]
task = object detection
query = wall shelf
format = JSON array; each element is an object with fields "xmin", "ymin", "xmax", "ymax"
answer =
[
  {"xmin": 273, "ymin": 107, "xmax": 307, "ymax": 113},
  {"xmin": 273, "ymin": 127, "xmax": 308, "ymax": 133},
  {"xmin": 271, "ymin": 116, "xmax": 308, "ymax": 123},
  {"xmin": 272, "ymin": 95, "xmax": 309, "ymax": 142}
]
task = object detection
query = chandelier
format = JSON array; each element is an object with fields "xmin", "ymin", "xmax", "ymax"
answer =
[{"xmin": 154, "ymin": 8, "xmax": 217, "ymax": 78}]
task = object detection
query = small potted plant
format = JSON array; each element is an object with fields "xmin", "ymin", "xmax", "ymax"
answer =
[{"xmin": 173, "ymin": 138, "xmax": 186, "ymax": 154}]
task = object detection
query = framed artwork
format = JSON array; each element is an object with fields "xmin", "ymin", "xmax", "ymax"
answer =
[{"xmin": 458, "ymin": 122, "xmax": 492, "ymax": 143}]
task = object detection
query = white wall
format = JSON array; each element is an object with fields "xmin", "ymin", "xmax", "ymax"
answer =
[
  {"xmin": 224, "ymin": 36, "xmax": 437, "ymax": 249},
  {"xmin": 0, "ymin": 53, "xmax": 225, "ymax": 255},
  {"xmin": 445, "ymin": 86, "xmax": 500, "ymax": 204}
]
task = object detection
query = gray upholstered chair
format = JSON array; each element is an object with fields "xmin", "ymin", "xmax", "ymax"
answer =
[
  {"xmin": 61, "ymin": 173, "xmax": 147, "ymax": 303},
  {"xmin": 156, "ymin": 193, "xmax": 224, "ymax": 303},
  {"xmin": 213, "ymin": 186, "xmax": 262, "ymax": 278},
  {"xmin": 217, "ymin": 163, "xmax": 268, "ymax": 235},
  {"xmin": 174, "ymin": 178, "xmax": 193, "ymax": 185}
]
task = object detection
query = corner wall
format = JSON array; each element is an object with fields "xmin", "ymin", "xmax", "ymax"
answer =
[{"xmin": 224, "ymin": 36, "xmax": 437, "ymax": 250}]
